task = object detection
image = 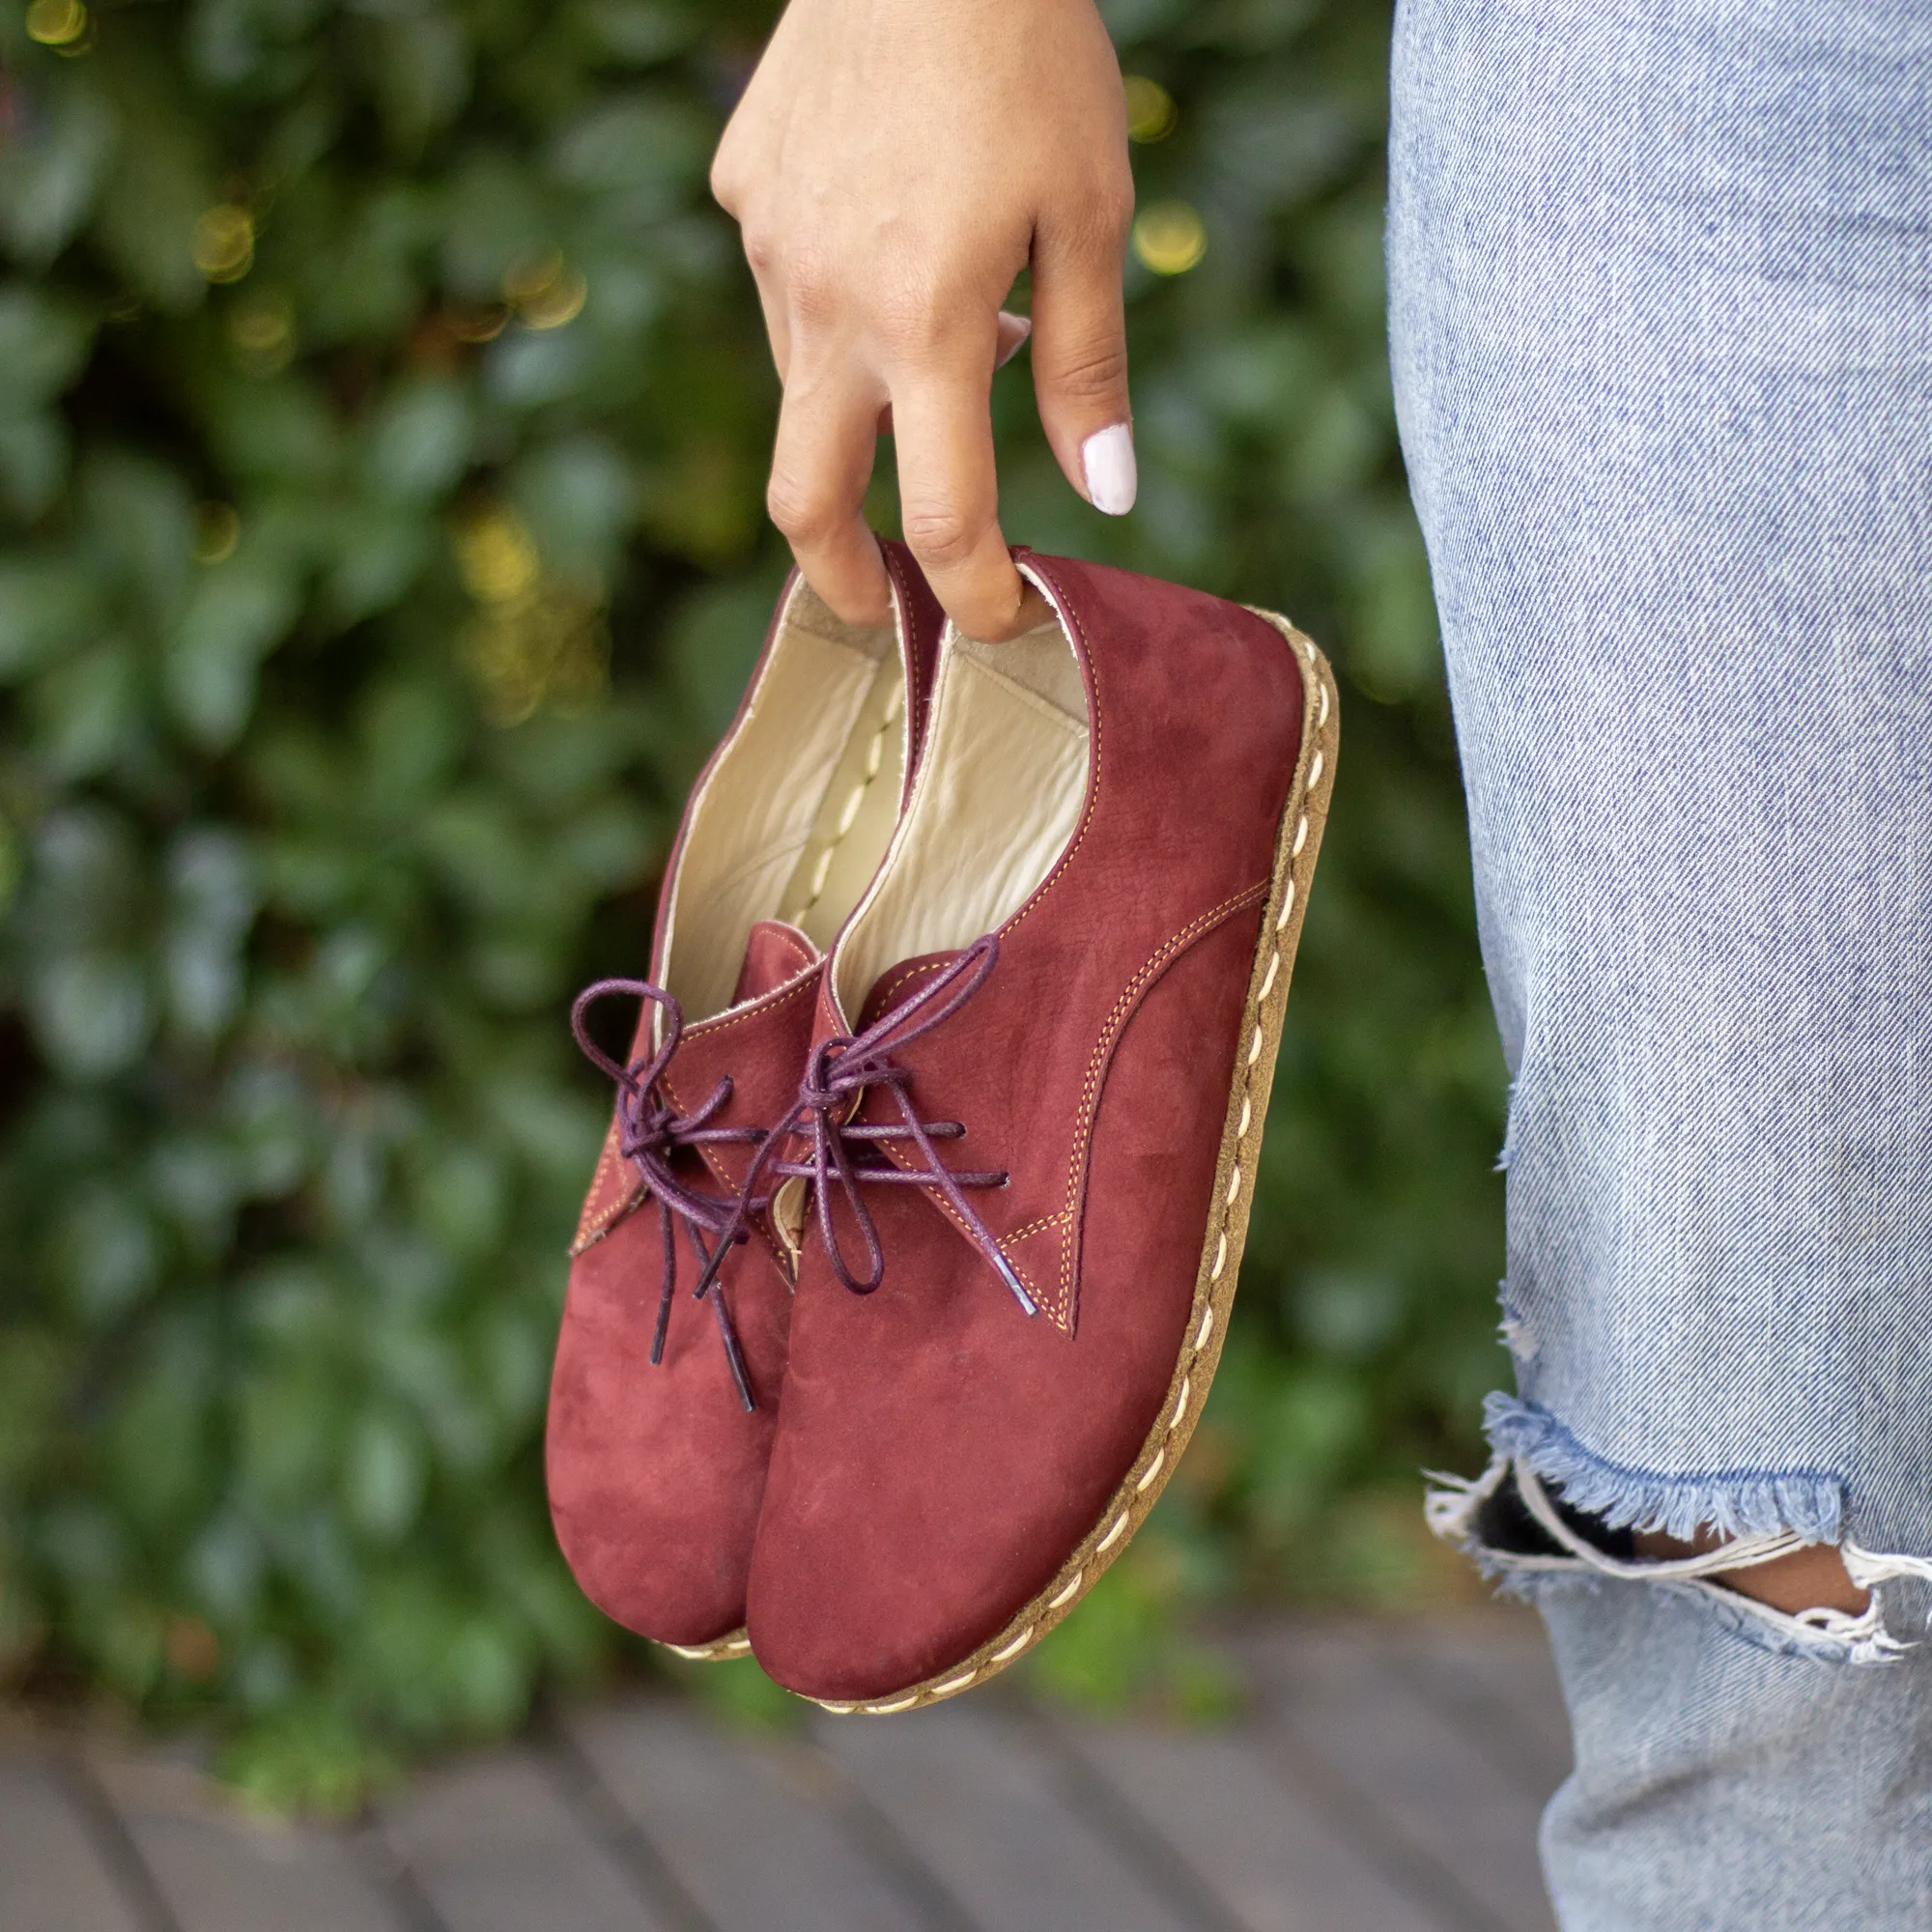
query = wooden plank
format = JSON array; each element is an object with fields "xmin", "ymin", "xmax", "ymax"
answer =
[
  {"xmin": 0, "ymin": 1737, "xmax": 150, "ymax": 1932},
  {"xmin": 814, "ymin": 1699, "xmax": 1197, "ymax": 1932},
  {"xmin": 1051, "ymin": 1713, "xmax": 1454, "ymax": 1932},
  {"xmin": 379, "ymin": 1747, "xmax": 672, "ymax": 1932},
  {"xmin": 563, "ymin": 1699, "xmax": 928, "ymax": 1932},
  {"xmin": 1245, "ymin": 1627, "xmax": 1555, "ymax": 1932},
  {"xmin": 1386, "ymin": 1613, "xmax": 1572, "ymax": 1799},
  {"xmin": 88, "ymin": 1749, "xmax": 400, "ymax": 1932}
]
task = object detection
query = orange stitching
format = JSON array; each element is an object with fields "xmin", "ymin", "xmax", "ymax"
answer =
[
  {"xmin": 860, "ymin": 955, "xmax": 951, "ymax": 1018},
  {"xmin": 680, "ymin": 956, "xmax": 820, "ymax": 1045},
  {"xmin": 1048, "ymin": 882, "xmax": 1269, "ymax": 1326},
  {"xmin": 853, "ymin": 884, "xmax": 1270, "ymax": 1329},
  {"xmin": 572, "ymin": 1130, "xmax": 629, "ymax": 1246},
  {"xmin": 1004, "ymin": 1209, "xmax": 1073, "ymax": 1243}
]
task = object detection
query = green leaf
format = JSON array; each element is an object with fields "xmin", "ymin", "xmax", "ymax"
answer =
[
  {"xmin": 440, "ymin": 151, "xmax": 550, "ymax": 300},
  {"xmin": 0, "ymin": 414, "xmax": 72, "ymax": 520},
  {"xmin": 367, "ymin": 10, "xmax": 473, "ymax": 153},
  {"xmin": 89, "ymin": 64, "xmax": 213, "ymax": 311},
  {"xmin": 185, "ymin": 0, "xmax": 333, "ymax": 90},
  {"xmin": 218, "ymin": 1702, "xmax": 399, "ymax": 1819},
  {"xmin": 507, "ymin": 435, "xmax": 634, "ymax": 586},
  {"xmin": 27, "ymin": 952, "xmax": 154, "ymax": 1082},
  {"xmin": 321, "ymin": 507, "xmax": 435, "ymax": 626},
  {"xmin": 27, "ymin": 639, "xmax": 145, "ymax": 778},
  {"xmin": 549, "ymin": 94, "xmax": 710, "ymax": 209},
  {"xmin": 362, "ymin": 379, "xmax": 471, "ymax": 503},
  {"xmin": 0, "ymin": 560, "xmax": 103, "ymax": 680},
  {"xmin": 164, "ymin": 556, "xmax": 301, "ymax": 748},
  {"xmin": 572, "ymin": 0, "xmax": 698, "ymax": 67},
  {"xmin": 204, "ymin": 376, "xmax": 346, "ymax": 485},
  {"xmin": 164, "ymin": 825, "xmax": 258, "ymax": 1040},
  {"xmin": 483, "ymin": 327, "xmax": 591, "ymax": 410},
  {"xmin": 304, "ymin": 183, "xmax": 440, "ymax": 343},
  {"xmin": 343, "ymin": 1409, "xmax": 427, "ymax": 1542},
  {"xmin": 78, "ymin": 448, "xmax": 197, "ymax": 621},
  {"xmin": 0, "ymin": 76, "xmax": 118, "ymax": 264},
  {"xmin": 0, "ymin": 286, "xmax": 95, "ymax": 418}
]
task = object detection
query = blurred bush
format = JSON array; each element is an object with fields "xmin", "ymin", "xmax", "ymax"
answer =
[{"xmin": 0, "ymin": 0, "xmax": 1504, "ymax": 1796}]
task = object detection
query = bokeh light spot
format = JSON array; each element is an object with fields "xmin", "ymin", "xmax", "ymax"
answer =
[
  {"xmin": 25, "ymin": 0, "xmax": 88, "ymax": 45},
  {"xmin": 522, "ymin": 269, "xmax": 587, "ymax": 331},
  {"xmin": 193, "ymin": 204, "xmax": 255, "ymax": 283},
  {"xmin": 1133, "ymin": 200, "xmax": 1207, "ymax": 276},
  {"xmin": 457, "ymin": 508, "xmax": 540, "ymax": 605},
  {"xmin": 1123, "ymin": 74, "xmax": 1178, "ymax": 143},
  {"xmin": 194, "ymin": 503, "xmax": 241, "ymax": 565},
  {"xmin": 226, "ymin": 290, "xmax": 294, "ymax": 369}
]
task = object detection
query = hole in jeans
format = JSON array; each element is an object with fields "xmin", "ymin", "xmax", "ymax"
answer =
[
  {"xmin": 1429, "ymin": 1456, "xmax": 1932, "ymax": 1664},
  {"xmin": 1632, "ymin": 1526, "xmax": 1869, "ymax": 1617}
]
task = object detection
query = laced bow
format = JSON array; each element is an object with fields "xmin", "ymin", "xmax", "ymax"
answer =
[
  {"xmin": 570, "ymin": 978, "xmax": 770, "ymax": 1410},
  {"xmin": 694, "ymin": 935, "xmax": 1036, "ymax": 1320}
]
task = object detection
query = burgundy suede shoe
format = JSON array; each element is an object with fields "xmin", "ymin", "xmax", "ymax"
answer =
[
  {"xmin": 545, "ymin": 542, "xmax": 941, "ymax": 1657},
  {"xmin": 742, "ymin": 551, "xmax": 1336, "ymax": 1707}
]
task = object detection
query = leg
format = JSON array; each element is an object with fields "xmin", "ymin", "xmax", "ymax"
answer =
[
  {"xmin": 1539, "ymin": 1582, "xmax": 1932, "ymax": 1931},
  {"xmin": 1389, "ymin": 0, "xmax": 1932, "ymax": 1919}
]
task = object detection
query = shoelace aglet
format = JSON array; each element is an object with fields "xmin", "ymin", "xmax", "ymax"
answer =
[
  {"xmin": 709, "ymin": 1290, "xmax": 756, "ymax": 1412},
  {"xmin": 649, "ymin": 1200, "xmax": 676, "ymax": 1364},
  {"xmin": 989, "ymin": 1245, "xmax": 1037, "ymax": 1318}
]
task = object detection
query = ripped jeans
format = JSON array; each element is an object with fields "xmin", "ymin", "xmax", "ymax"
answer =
[{"xmin": 1388, "ymin": 0, "xmax": 1932, "ymax": 1923}]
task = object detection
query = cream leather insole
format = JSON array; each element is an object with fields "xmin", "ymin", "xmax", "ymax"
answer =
[
  {"xmin": 835, "ymin": 617, "xmax": 1089, "ymax": 1015},
  {"xmin": 660, "ymin": 583, "xmax": 905, "ymax": 1020}
]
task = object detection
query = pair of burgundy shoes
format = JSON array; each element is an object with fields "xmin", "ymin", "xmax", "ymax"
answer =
[{"xmin": 546, "ymin": 543, "xmax": 1335, "ymax": 1711}]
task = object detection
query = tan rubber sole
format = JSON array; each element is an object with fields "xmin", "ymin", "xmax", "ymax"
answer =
[
  {"xmin": 659, "ymin": 1628, "xmax": 751, "ymax": 1662},
  {"xmin": 810, "ymin": 617, "xmax": 1338, "ymax": 1717}
]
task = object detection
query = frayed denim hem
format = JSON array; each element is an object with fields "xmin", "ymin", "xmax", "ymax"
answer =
[
  {"xmin": 1429, "ymin": 1453, "xmax": 1932, "ymax": 1668},
  {"xmin": 1482, "ymin": 1394, "xmax": 1846, "ymax": 1545}
]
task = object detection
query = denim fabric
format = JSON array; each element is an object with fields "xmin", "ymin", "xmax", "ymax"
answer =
[
  {"xmin": 1389, "ymin": 4, "xmax": 1932, "ymax": 1919},
  {"xmin": 1539, "ymin": 1581, "xmax": 1932, "ymax": 1930},
  {"xmin": 1387, "ymin": 0, "xmax": 1932, "ymax": 1563}
]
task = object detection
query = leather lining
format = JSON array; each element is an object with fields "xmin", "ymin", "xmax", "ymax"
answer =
[
  {"xmin": 660, "ymin": 581, "xmax": 900, "ymax": 1020},
  {"xmin": 835, "ymin": 616, "xmax": 1090, "ymax": 1015}
]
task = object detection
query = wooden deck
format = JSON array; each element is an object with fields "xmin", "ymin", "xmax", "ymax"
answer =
[{"xmin": 0, "ymin": 1611, "xmax": 1568, "ymax": 1932}]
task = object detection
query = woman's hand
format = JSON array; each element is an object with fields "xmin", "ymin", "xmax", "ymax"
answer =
[{"xmin": 712, "ymin": 0, "xmax": 1134, "ymax": 639}]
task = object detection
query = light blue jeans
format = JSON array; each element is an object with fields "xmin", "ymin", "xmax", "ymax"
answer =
[{"xmin": 1388, "ymin": 1, "xmax": 1932, "ymax": 1922}]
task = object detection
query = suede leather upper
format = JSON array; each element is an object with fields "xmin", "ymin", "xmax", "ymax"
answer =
[
  {"xmin": 747, "ymin": 552, "xmax": 1308, "ymax": 1698},
  {"xmin": 545, "ymin": 542, "xmax": 942, "ymax": 1647}
]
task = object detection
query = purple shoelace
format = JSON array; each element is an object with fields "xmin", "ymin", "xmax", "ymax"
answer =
[
  {"xmin": 570, "ymin": 978, "xmax": 771, "ymax": 1410},
  {"xmin": 694, "ymin": 934, "xmax": 1037, "ymax": 1321}
]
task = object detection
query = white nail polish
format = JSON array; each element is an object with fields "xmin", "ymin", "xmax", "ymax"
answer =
[{"xmin": 1081, "ymin": 423, "xmax": 1137, "ymax": 516}]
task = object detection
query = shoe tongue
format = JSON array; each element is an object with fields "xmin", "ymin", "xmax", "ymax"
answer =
[
  {"xmin": 857, "ymin": 949, "xmax": 965, "ymax": 1032},
  {"xmin": 733, "ymin": 920, "xmax": 818, "ymax": 1005}
]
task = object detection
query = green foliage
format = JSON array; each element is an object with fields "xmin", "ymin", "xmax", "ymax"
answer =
[
  {"xmin": 0, "ymin": 0, "xmax": 1504, "ymax": 1793},
  {"xmin": 1025, "ymin": 1542, "xmax": 1240, "ymax": 1723}
]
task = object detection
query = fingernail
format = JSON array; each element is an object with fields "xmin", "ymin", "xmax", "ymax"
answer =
[
  {"xmin": 995, "ymin": 312, "xmax": 1032, "ymax": 368},
  {"xmin": 1081, "ymin": 423, "xmax": 1136, "ymax": 516}
]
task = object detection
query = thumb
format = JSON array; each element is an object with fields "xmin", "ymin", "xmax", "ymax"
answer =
[{"xmin": 1028, "ymin": 223, "xmax": 1135, "ymax": 516}]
